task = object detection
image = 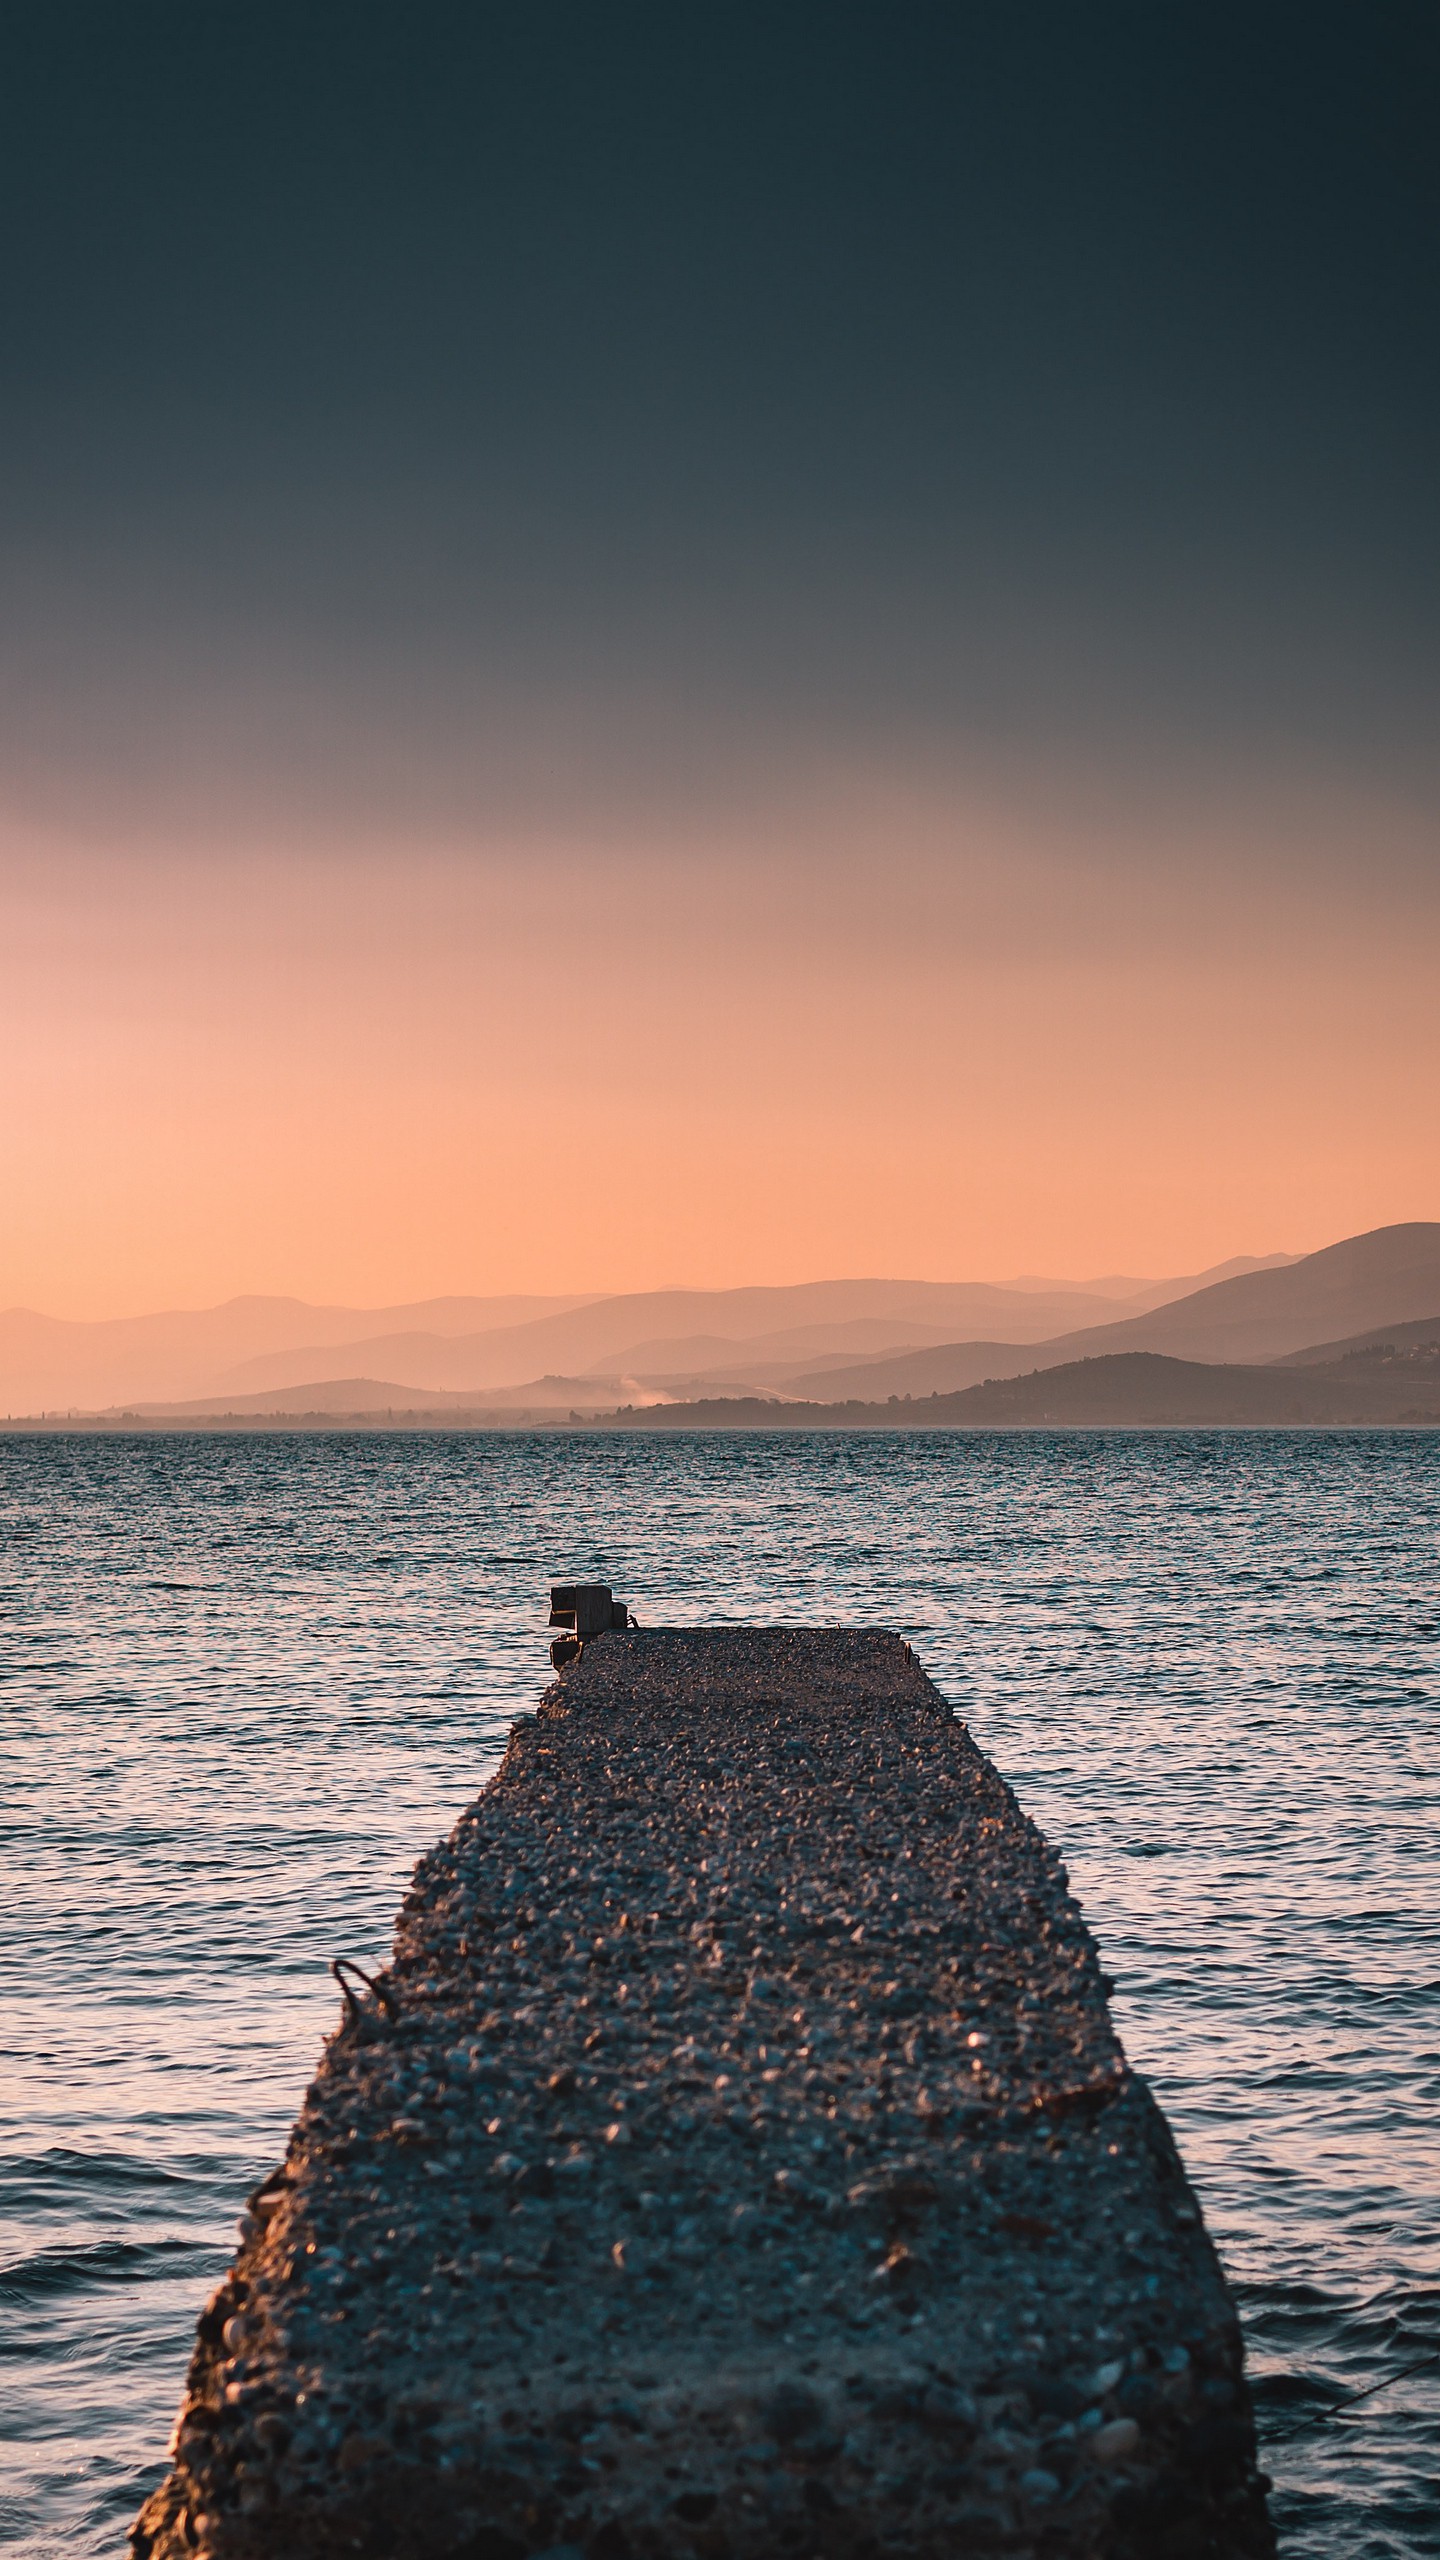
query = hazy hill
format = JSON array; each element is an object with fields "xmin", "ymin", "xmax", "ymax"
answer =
[
  {"xmin": 0, "ymin": 1246, "xmax": 1363, "ymax": 1415},
  {"xmin": 131, "ymin": 1374, "xmax": 670, "ymax": 1419},
  {"xmin": 1277, "ymin": 1314, "xmax": 1440, "ymax": 1367},
  {"xmin": 0, "ymin": 1292, "xmax": 595, "ymax": 1413},
  {"xmin": 779, "ymin": 1338, "xmax": 1071, "ymax": 1401},
  {"xmin": 213, "ymin": 1280, "xmax": 1142, "ymax": 1399},
  {"xmin": 787, "ymin": 1225, "xmax": 1440, "ymax": 1400},
  {"xmin": 210, "ymin": 1255, "xmax": 1296, "ymax": 1400},
  {"xmin": 216, "ymin": 1304, "xmax": 1121, "ymax": 1399},
  {"xmin": 130, "ymin": 1377, "xmax": 473, "ymax": 1416},
  {"xmin": 1044, "ymin": 1224, "xmax": 1440, "ymax": 1362},
  {"xmin": 1009, "ymin": 1252, "xmax": 1297, "ymax": 1313}
]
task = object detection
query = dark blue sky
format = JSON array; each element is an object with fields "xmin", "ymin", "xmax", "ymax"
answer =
[{"xmin": 1, "ymin": 0, "xmax": 1436, "ymax": 824}]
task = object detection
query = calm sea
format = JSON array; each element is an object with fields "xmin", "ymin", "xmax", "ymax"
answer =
[{"xmin": 1, "ymin": 1431, "xmax": 1437, "ymax": 2557}]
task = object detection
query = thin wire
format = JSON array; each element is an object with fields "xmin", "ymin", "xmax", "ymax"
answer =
[{"xmin": 1320, "ymin": 2350, "xmax": 1440, "ymax": 2417}]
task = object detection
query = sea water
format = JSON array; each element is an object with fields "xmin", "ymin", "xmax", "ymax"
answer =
[{"xmin": 1, "ymin": 1429, "xmax": 1437, "ymax": 2557}]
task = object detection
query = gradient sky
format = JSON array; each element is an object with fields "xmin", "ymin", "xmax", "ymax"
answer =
[{"xmin": 2, "ymin": 2, "xmax": 1436, "ymax": 1314}]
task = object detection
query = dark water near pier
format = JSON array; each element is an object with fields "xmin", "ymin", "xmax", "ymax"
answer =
[{"xmin": 1, "ymin": 1429, "xmax": 1437, "ymax": 2556}]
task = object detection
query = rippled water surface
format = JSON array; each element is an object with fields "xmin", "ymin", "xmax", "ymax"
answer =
[{"xmin": 2, "ymin": 1430, "xmax": 1438, "ymax": 2556}]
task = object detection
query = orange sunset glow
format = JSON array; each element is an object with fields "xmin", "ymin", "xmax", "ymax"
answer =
[
  {"xmin": 3, "ymin": 755, "xmax": 1433, "ymax": 1318},
  {"xmin": 0, "ymin": 0, "xmax": 1433, "ymax": 1332}
]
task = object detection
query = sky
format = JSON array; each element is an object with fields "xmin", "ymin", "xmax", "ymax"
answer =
[{"xmin": 1, "ymin": 2, "xmax": 1436, "ymax": 1315}]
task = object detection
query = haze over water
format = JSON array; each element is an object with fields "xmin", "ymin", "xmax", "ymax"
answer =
[{"xmin": 2, "ymin": 1429, "xmax": 1437, "ymax": 2557}]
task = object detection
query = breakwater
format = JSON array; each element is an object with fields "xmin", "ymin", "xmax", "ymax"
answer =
[{"xmin": 132, "ymin": 1620, "xmax": 1273, "ymax": 2559}]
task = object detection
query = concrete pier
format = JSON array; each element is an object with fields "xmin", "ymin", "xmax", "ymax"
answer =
[{"xmin": 132, "ymin": 1625, "xmax": 1273, "ymax": 2559}]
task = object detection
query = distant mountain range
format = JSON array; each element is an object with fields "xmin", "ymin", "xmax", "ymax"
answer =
[
  {"xmin": 1, "ymin": 1254, "xmax": 1293, "ymax": 1414},
  {"xmin": 4, "ymin": 1227, "xmax": 1437, "ymax": 1426},
  {"xmin": 783, "ymin": 1224, "xmax": 1440, "ymax": 1400}
]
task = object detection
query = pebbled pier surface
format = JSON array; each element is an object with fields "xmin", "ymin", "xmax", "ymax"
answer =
[{"xmin": 133, "ymin": 1628, "xmax": 1274, "ymax": 2559}]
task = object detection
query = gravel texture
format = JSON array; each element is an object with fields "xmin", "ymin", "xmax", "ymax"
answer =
[{"xmin": 132, "ymin": 1628, "xmax": 1274, "ymax": 2559}]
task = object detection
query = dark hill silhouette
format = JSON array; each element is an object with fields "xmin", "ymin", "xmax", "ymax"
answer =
[
  {"xmin": 786, "ymin": 1224, "xmax": 1440, "ymax": 1400},
  {"xmin": 600, "ymin": 1352, "xmax": 1440, "ymax": 1429},
  {"xmin": 910, "ymin": 1352, "xmax": 1440, "ymax": 1425}
]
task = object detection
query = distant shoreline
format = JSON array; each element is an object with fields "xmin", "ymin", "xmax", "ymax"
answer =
[
  {"xmin": 6, "ymin": 1415, "xmax": 1439, "ymax": 1436},
  {"xmin": 7, "ymin": 1344, "xmax": 1439, "ymax": 1433}
]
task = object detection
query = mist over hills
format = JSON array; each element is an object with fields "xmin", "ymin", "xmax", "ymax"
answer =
[{"xmin": 2, "ymin": 1254, "xmax": 1294, "ymax": 1414}]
